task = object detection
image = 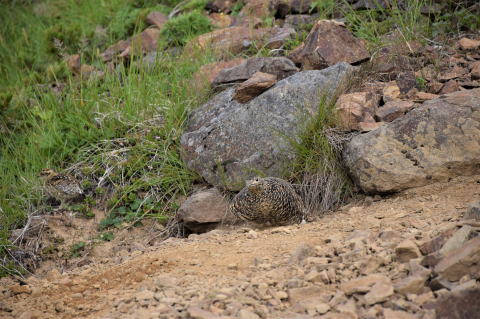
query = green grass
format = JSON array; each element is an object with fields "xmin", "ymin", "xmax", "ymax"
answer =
[{"xmin": 160, "ymin": 10, "xmax": 212, "ymax": 47}]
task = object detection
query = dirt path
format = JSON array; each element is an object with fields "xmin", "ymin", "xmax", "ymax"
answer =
[{"xmin": 1, "ymin": 175, "xmax": 479, "ymax": 319}]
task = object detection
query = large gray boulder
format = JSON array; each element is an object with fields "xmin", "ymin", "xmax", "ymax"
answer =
[
  {"xmin": 181, "ymin": 62, "xmax": 355, "ymax": 190},
  {"xmin": 344, "ymin": 88, "xmax": 480, "ymax": 194}
]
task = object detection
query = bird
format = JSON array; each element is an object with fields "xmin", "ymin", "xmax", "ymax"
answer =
[
  {"xmin": 230, "ymin": 176, "xmax": 305, "ymax": 226},
  {"xmin": 39, "ymin": 169, "xmax": 84, "ymax": 208}
]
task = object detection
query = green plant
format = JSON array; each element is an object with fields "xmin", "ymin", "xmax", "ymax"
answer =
[
  {"xmin": 160, "ymin": 11, "xmax": 212, "ymax": 47},
  {"xmin": 231, "ymin": 1, "xmax": 245, "ymax": 16},
  {"xmin": 70, "ymin": 241, "xmax": 86, "ymax": 257},
  {"xmin": 310, "ymin": 0, "xmax": 335, "ymax": 18},
  {"xmin": 416, "ymin": 76, "xmax": 427, "ymax": 91},
  {"xmin": 98, "ymin": 231, "xmax": 115, "ymax": 241},
  {"xmin": 286, "ymin": 94, "xmax": 353, "ymax": 216}
]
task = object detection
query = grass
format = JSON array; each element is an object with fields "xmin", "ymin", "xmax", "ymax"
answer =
[{"xmin": 286, "ymin": 94, "xmax": 354, "ymax": 216}]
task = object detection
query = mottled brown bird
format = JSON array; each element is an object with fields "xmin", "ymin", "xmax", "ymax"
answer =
[
  {"xmin": 39, "ymin": 169, "xmax": 83, "ymax": 207},
  {"xmin": 230, "ymin": 177, "xmax": 305, "ymax": 226}
]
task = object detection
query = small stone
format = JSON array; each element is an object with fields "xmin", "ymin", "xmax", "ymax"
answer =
[
  {"xmin": 238, "ymin": 309, "xmax": 260, "ymax": 319},
  {"xmin": 316, "ymin": 303, "xmax": 330, "ymax": 314},
  {"xmin": 463, "ymin": 201, "xmax": 480, "ymax": 220},
  {"xmin": 289, "ymin": 243, "xmax": 314, "ymax": 264},
  {"xmin": 364, "ymin": 281, "xmax": 394, "ymax": 305},
  {"xmin": 383, "ymin": 308, "xmax": 417, "ymax": 319},
  {"xmin": 458, "ymin": 37, "xmax": 480, "ymax": 50},
  {"xmin": 394, "ymin": 275, "xmax": 428, "ymax": 295},
  {"xmin": 10, "ymin": 285, "xmax": 31, "ymax": 295},
  {"xmin": 146, "ymin": 11, "xmax": 167, "ymax": 29},
  {"xmin": 471, "ymin": 62, "xmax": 480, "ymax": 80},
  {"xmin": 419, "ymin": 227, "xmax": 456, "ymax": 255},
  {"xmin": 413, "ymin": 291, "xmax": 435, "ymax": 306},
  {"xmin": 234, "ymin": 72, "xmax": 277, "ymax": 103},
  {"xmin": 383, "ymin": 81, "xmax": 401, "ymax": 102},
  {"xmin": 375, "ymin": 100, "xmax": 415, "ymax": 122},
  {"xmin": 395, "ymin": 240, "xmax": 421, "ymax": 263},
  {"xmin": 439, "ymin": 80, "xmax": 460, "ymax": 94},
  {"xmin": 340, "ymin": 274, "xmax": 390, "ymax": 295}
]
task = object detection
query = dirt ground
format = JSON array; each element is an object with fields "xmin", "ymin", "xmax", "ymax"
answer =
[{"xmin": 1, "ymin": 175, "xmax": 479, "ymax": 319}]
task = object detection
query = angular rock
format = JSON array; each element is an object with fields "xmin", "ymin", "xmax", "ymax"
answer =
[
  {"xmin": 277, "ymin": 0, "xmax": 313, "ymax": 16},
  {"xmin": 434, "ymin": 288, "xmax": 480, "ymax": 319},
  {"xmin": 335, "ymin": 92, "xmax": 380, "ymax": 131},
  {"xmin": 340, "ymin": 274, "xmax": 389, "ymax": 295},
  {"xmin": 290, "ymin": 20, "xmax": 369, "ymax": 70},
  {"xmin": 394, "ymin": 275, "xmax": 428, "ymax": 295},
  {"xmin": 213, "ymin": 57, "xmax": 298, "ymax": 88},
  {"xmin": 10, "ymin": 285, "xmax": 31, "ymax": 295},
  {"xmin": 284, "ymin": 14, "xmax": 316, "ymax": 29},
  {"xmin": 439, "ymin": 80, "xmax": 460, "ymax": 94},
  {"xmin": 439, "ymin": 225, "xmax": 475, "ymax": 255},
  {"xmin": 364, "ymin": 280, "xmax": 394, "ymax": 305},
  {"xmin": 119, "ymin": 28, "xmax": 160, "ymax": 58},
  {"xmin": 395, "ymin": 240, "xmax": 421, "ymax": 263},
  {"xmin": 375, "ymin": 100, "xmax": 415, "ymax": 122},
  {"xmin": 146, "ymin": 11, "xmax": 168, "ymax": 29},
  {"xmin": 471, "ymin": 61, "xmax": 480, "ymax": 80},
  {"xmin": 344, "ymin": 89, "xmax": 480, "ymax": 193},
  {"xmin": 100, "ymin": 39, "xmax": 131, "ymax": 62},
  {"xmin": 192, "ymin": 58, "xmax": 246, "ymax": 91},
  {"xmin": 206, "ymin": 0, "xmax": 236, "ymax": 13},
  {"xmin": 66, "ymin": 54, "xmax": 81, "ymax": 74},
  {"xmin": 234, "ymin": 72, "xmax": 277, "ymax": 103},
  {"xmin": 396, "ymin": 72, "xmax": 416, "ymax": 95},
  {"xmin": 288, "ymin": 286, "xmax": 327, "ymax": 304},
  {"xmin": 358, "ymin": 121, "xmax": 384, "ymax": 132},
  {"xmin": 187, "ymin": 26, "xmax": 293, "ymax": 58},
  {"xmin": 382, "ymin": 81, "xmax": 401, "ymax": 102},
  {"xmin": 463, "ymin": 201, "xmax": 480, "ymax": 221},
  {"xmin": 181, "ymin": 63, "xmax": 354, "ymax": 190},
  {"xmin": 434, "ymin": 237, "xmax": 480, "ymax": 282},
  {"xmin": 177, "ymin": 188, "xmax": 230, "ymax": 233},
  {"xmin": 419, "ymin": 227, "xmax": 457, "ymax": 255},
  {"xmin": 383, "ymin": 309, "xmax": 417, "ymax": 319},
  {"xmin": 412, "ymin": 91, "xmax": 439, "ymax": 102},
  {"xmin": 264, "ymin": 27, "xmax": 296, "ymax": 49},
  {"xmin": 458, "ymin": 37, "xmax": 480, "ymax": 50},
  {"xmin": 239, "ymin": 0, "xmax": 275, "ymax": 19}
]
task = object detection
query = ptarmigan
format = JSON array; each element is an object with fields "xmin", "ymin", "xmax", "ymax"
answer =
[
  {"xmin": 230, "ymin": 177, "xmax": 305, "ymax": 226},
  {"xmin": 39, "ymin": 169, "xmax": 83, "ymax": 207}
]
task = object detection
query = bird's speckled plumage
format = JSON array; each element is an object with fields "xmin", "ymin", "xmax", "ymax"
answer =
[
  {"xmin": 39, "ymin": 169, "xmax": 83, "ymax": 205},
  {"xmin": 230, "ymin": 177, "xmax": 305, "ymax": 226}
]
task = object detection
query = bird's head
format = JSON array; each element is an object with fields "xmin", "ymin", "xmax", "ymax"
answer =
[
  {"xmin": 246, "ymin": 176, "xmax": 264, "ymax": 195},
  {"xmin": 39, "ymin": 168, "xmax": 56, "ymax": 179}
]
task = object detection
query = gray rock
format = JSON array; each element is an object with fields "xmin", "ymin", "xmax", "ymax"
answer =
[
  {"xmin": 344, "ymin": 88, "xmax": 480, "ymax": 193},
  {"xmin": 434, "ymin": 288, "xmax": 480, "ymax": 319},
  {"xmin": 181, "ymin": 62, "xmax": 355, "ymax": 190},
  {"xmin": 463, "ymin": 201, "xmax": 480, "ymax": 221},
  {"xmin": 212, "ymin": 57, "xmax": 299, "ymax": 89},
  {"xmin": 177, "ymin": 188, "xmax": 230, "ymax": 233}
]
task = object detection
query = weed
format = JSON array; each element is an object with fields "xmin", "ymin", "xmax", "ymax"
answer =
[
  {"xmin": 231, "ymin": 1, "xmax": 245, "ymax": 16},
  {"xmin": 310, "ymin": 0, "xmax": 335, "ymax": 18},
  {"xmin": 416, "ymin": 76, "xmax": 428, "ymax": 91},
  {"xmin": 98, "ymin": 231, "xmax": 115, "ymax": 242},
  {"xmin": 70, "ymin": 241, "xmax": 86, "ymax": 257},
  {"xmin": 286, "ymin": 94, "xmax": 354, "ymax": 216}
]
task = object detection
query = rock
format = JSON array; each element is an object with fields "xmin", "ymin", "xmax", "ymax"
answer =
[
  {"xmin": 276, "ymin": 0, "xmax": 314, "ymax": 16},
  {"xmin": 344, "ymin": 89, "xmax": 480, "ymax": 193},
  {"xmin": 238, "ymin": 309, "xmax": 260, "ymax": 319},
  {"xmin": 265, "ymin": 27, "xmax": 296, "ymax": 49},
  {"xmin": 335, "ymin": 92, "xmax": 380, "ymax": 131},
  {"xmin": 340, "ymin": 274, "xmax": 390, "ymax": 295},
  {"xmin": 118, "ymin": 28, "xmax": 160, "ymax": 58},
  {"xmin": 471, "ymin": 61, "xmax": 480, "ymax": 80},
  {"xmin": 10, "ymin": 285, "xmax": 31, "ymax": 295},
  {"xmin": 100, "ymin": 39, "xmax": 131, "ymax": 62},
  {"xmin": 239, "ymin": 0, "xmax": 276, "ymax": 19},
  {"xmin": 419, "ymin": 227, "xmax": 457, "ymax": 255},
  {"xmin": 213, "ymin": 57, "xmax": 298, "ymax": 88},
  {"xmin": 434, "ymin": 237, "xmax": 480, "ymax": 282},
  {"xmin": 458, "ymin": 37, "xmax": 480, "ymax": 50},
  {"xmin": 289, "ymin": 243, "xmax": 315, "ymax": 264},
  {"xmin": 382, "ymin": 82, "xmax": 401, "ymax": 102},
  {"xmin": 146, "ymin": 11, "xmax": 168, "ymax": 29},
  {"xmin": 188, "ymin": 306, "xmax": 233, "ymax": 319},
  {"xmin": 187, "ymin": 26, "xmax": 294, "ymax": 58},
  {"xmin": 284, "ymin": 14, "xmax": 316, "ymax": 29},
  {"xmin": 192, "ymin": 58, "xmax": 246, "ymax": 91},
  {"xmin": 463, "ymin": 201, "xmax": 480, "ymax": 221},
  {"xmin": 177, "ymin": 188, "xmax": 230, "ymax": 233},
  {"xmin": 434, "ymin": 288, "xmax": 480, "ymax": 319},
  {"xmin": 439, "ymin": 80, "xmax": 460, "ymax": 94},
  {"xmin": 289, "ymin": 20, "xmax": 369, "ymax": 70},
  {"xmin": 234, "ymin": 72, "xmax": 277, "ymax": 103},
  {"xmin": 383, "ymin": 308, "xmax": 417, "ymax": 319},
  {"xmin": 394, "ymin": 275, "xmax": 428, "ymax": 295},
  {"xmin": 438, "ymin": 66, "xmax": 468, "ymax": 83},
  {"xmin": 396, "ymin": 72, "xmax": 416, "ymax": 95},
  {"xmin": 412, "ymin": 91, "xmax": 439, "ymax": 102},
  {"xmin": 439, "ymin": 226, "xmax": 475, "ymax": 255},
  {"xmin": 395, "ymin": 240, "xmax": 421, "ymax": 263},
  {"xmin": 66, "ymin": 54, "xmax": 81, "ymax": 74},
  {"xmin": 375, "ymin": 100, "xmax": 415, "ymax": 122},
  {"xmin": 316, "ymin": 303, "xmax": 330, "ymax": 314},
  {"xmin": 364, "ymin": 280, "xmax": 394, "ymax": 305},
  {"xmin": 288, "ymin": 286, "xmax": 326, "ymax": 304},
  {"xmin": 181, "ymin": 62, "xmax": 354, "ymax": 190},
  {"xmin": 359, "ymin": 121, "xmax": 384, "ymax": 132}
]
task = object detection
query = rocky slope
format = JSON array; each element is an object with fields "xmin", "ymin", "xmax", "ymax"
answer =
[{"xmin": 1, "ymin": 175, "xmax": 479, "ymax": 319}]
